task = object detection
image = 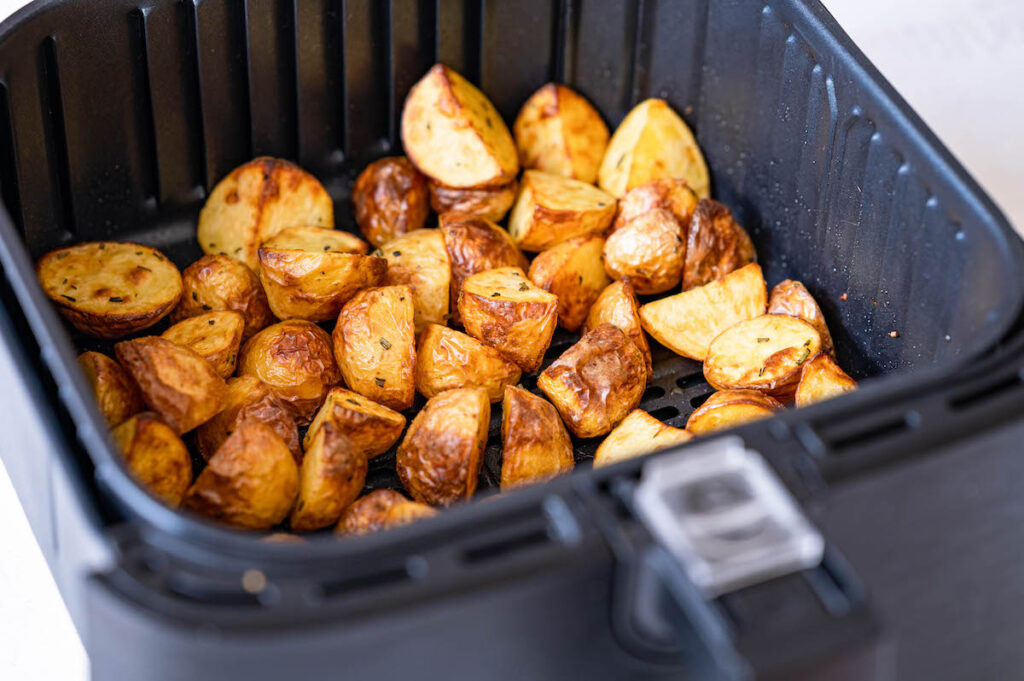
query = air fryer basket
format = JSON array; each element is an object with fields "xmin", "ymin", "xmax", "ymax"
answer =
[{"xmin": 0, "ymin": 0, "xmax": 1022, "ymax": 680}]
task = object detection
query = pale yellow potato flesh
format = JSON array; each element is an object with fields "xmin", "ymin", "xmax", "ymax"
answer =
[
  {"xmin": 507, "ymin": 170, "xmax": 616, "ymax": 252},
  {"xmin": 593, "ymin": 409, "xmax": 692, "ymax": 468},
  {"xmin": 794, "ymin": 353, "xmax": 858, "ymax": 407}
]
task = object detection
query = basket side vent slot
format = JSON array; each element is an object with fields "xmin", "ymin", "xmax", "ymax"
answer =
[
  {"xmin": 0, "ymin": 82, "xmax": 23, "ymax": 236},
  {"xmin": 36, "ymin": 36, "xmax": 75, "ymax": 238}
]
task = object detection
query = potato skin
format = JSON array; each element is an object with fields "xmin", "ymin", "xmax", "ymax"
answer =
[
  {"xmin": 593, "ymin": 409, "xmax": 693, "ymax": 468},
  {"xmin": 171, "ymin": 254, "xmax": 274, "ymax": 342},
  {"xmin": 683, "ymin": 199, "xmax": 756, "ymax": 290},
  {"xmin": 183, "ymin": 422, "xmax": 299, "ymax": 530},
  {"xmin": 416, "ymin": 324, "xmax": 522, "ymax": 403},
  {"xmin": 333, "ymin": 286, "xmax": 416, "ymax": 411},
  {"xmin": 429, "ymin": 179, "xmax": 518, "ymax": 222},
  {"xmin": 263, "ymin": 225, "xmax": 368, "ymax": 254},
  {"xmin": 612, "ymin": 178, "xmax": 698, "ymax": 232},
  {"xmin": 303, "ymin": 386, "xmax": 406, "ymax": 457},
  {"xmin": 161, "ymin": 311, "xmax": 245, "ymax": 378},
  {"xmin": 238, "ymin": 320, "xmax": 342, "ymax": 424},
  {"xmin": 507, "ymin": 170, "xmax": 616, "ymax": 252},
  {"xmin": 197, "ymin": 156, "xmax": 334, "ymax": 268},
  {"xmin": 396, "ymin": 388, "xmax": 490, "ymax": 507},
  {"xmin": 583, "ymin": 281, "xmax": 652, "ymax": 377},
  {"xmin": 37, "ymin": 241, "xmax": 182, "ymax": 339},
  {"xmin": 290, "ymin": 422, "xmax": 368, "ymax": 532},
  {"xmin": 603, "ymin": 208, "xmax": 686, "ymax": 294},
  {"xmin": 500, "ymin": 386, "xmax": 574, "ymax": 489},
  {"xmin": 529, "ymin": 235, "xmax": 611, "ymax": 331},
  {"xmin": 769, "ymin": 280, "xmax": 834, "ymax": 357},
  {"xmin": 794, "ymin": 353, "xmax": 857, "ymax": 407},
  {"xmin": 353, "ymin": 157, "xmax": 430, "ymax": 247},
  {"xmin": 384, "ymin": 500, "xmax": 439, "ymax": 528},
  {"xmin": 686, "ymin": 389, "xmax": 782, "ymax": 436},
  {"xmin": 111, "ymin": 412, "xmax": 192, "ymax": 506},
  {"xmin": 195, "ymin": 376, "xmax": 300, "ymax": 462},
  {"xmin": 115, "ymin": 337, "xmax": 228, "ymax": 434},
  {"xmin": 537, "ymin": 324, "xmax": 647, "ymax": 438},
  {"xmin": 335, "ymin": 489, "xmax": 407, "ymax": 536},
  {"xmin": 380, "ymin": 229, "xmax": 451, "ymax": 331},
  {"xmin": 78, "ymin": 351, "xmax": 144, "ymax": 428}
]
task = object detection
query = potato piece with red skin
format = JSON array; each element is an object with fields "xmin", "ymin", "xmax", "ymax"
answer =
[
  {"xmin": 593, "ymin": 409, "xmax": 693, "ymax": 468},
  {"xmin": 290, "ymin": 422, "xmax": 368, "ymax": 532},
  {"xmin": 195, "ymin": 376, "xmax": 301, "ymax": 462},
  {"xmin": 682, "ymin": 199, "xmax": 756, "ymax": 290},
  {"xmin": 78, "ymin": 351, "xmax": 144, "ymax": 428},
  {"xmin": 795, "ymin": 353, "xmax": 857, "ymax": 407},
  {"xmin": 171, "ymin": 254, "xmax": 274, "ymax": 342},
  {"xmin": 603, "ymin": 209, "xmax": 686, "ymax": 294},
  {"xmin": 769, "ymin": 280, "xmax": 834, "ymax": 357},
  {"xmin": 161, "ymin": 310, "xmax": 244, "ymax": 378},
  {"xmin": 352, "ymin": 156, "xmax": 430, "ymax": 247},
  {"xmin": 111, "ymin": 412, "xmax": 192, "ymax": 506},
  {"xmin": 686, "ymin": 389, "xmax": 782, "ymax": 435},
  {"xmin": 500, "ymin": 386, "xmax": 574, "ymax": 489},
  {"xmin": 303, "ymin": 387, "xmax": 406, "ymax": 457},
  {"xmin": 528, "ymin": 235, "xmax": 611, "ymax": 332},
  {"xmin": 583, "ymin": 281, "xmax": 652, "ymax": 378},
  {"xmin": 416, "ymin": 324, "xmax": 521, "ymax": 403},
  {"xmin": 429, "ymin": 180, "xmax": 517, "ymax": 222}
]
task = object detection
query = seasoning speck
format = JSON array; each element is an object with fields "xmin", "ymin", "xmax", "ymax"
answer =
[
  {"xmin": 346, "ymin": 398, "xmax": 360, "ymax": 406},
  {"xmin": 208, "ymin": 243, "xmax": 216, "ymax": 249},
  {"xmin": 201, "ymin": 304, "xmax": 212, "ymax": 311},
  {"xmin": 323, "ymin": 245, "xmax": 331, "ymax": 251},
  {"xmin": 208, "ymin": 319, "xmax": 215, "ymax": 325},
  {"xmin": 374, "ymin": 377, "xmax": 386, "ymax": 387},
  {"xmin": 756, "ymin": 337, "xmax": 769, "ymax": 343},
  {"xmin": 61, "ymin": 294, "xmax": 76, "ymax": 302},
  {"xmin": 192, "ymin": 292, "xmax": 199, "ymax": 301},
  {"xmin": 491, "ymin": 292, "xmax": 501, "ymax": 297},
  {"xmin": 135, "ymin": 251, "xmax": 143, "ymax": 256},
  {"xmin": 392, "ymin": 250, "xmax": 401, "ymax": 257},
  {"xmin": 757, "ymin": 367, "xmax": 765, "ymax": 377},
  {"xmin": 379, "ymin": 337, "xmax": 392, "ymax": 350},
  {"xmin": 56, "ymin": 252, "xmax": 69, "ymax": 259},
  {"xmin": 108, "ymin": 296, "xmax": 123, "ymax": 303},
  {"xmin": 518, "ymin": 282, "xmax": 529, "ymax": 291}
]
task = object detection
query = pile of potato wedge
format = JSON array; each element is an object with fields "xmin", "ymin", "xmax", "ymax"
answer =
[{"xmin": 36, "ymin": 63, "xmax": 858, "ymax": 538}]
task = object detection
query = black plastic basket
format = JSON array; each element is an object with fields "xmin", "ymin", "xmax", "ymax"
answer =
[{"xmin": 0, "ymin": 1, "xmax": 1022, "ymax": 679}]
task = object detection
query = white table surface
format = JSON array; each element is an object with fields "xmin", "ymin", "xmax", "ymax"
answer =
[{"xmin": 0, "ymin": 1, "xmax": 1021, "ymax": 679}]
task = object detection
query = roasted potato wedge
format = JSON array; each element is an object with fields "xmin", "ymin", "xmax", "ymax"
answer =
[
  {"xmin": 593, "ymin": 409, "xmax": 693, "ymax": 468},
  {"xmin": 263, "ymin": 225, "xmax": 368, "ymax": 254},
  {"xmin": 795, "ymin": 353, "xmax": 857, "ymax": 407},
  {"xmin": 290, "ymin": 422, "xmax": 368, "ymax": 532},
  {"xmin": 400, "ymin": 64, "xmax": 518, "ymax": 188},
  {"xmin": 195, "ymin": 376, "xmax": 300, "ymax": 462},
  {"xmin": 161, "ymin": 311, "xmax": 245, "ymax": 378},
  {"xmin": 335, "ymin": 489, "xmax": 407, "ymax": 536},
  {"xmin": 396, "ymin": 387, "xmax": 490, "ymax": 506},
  {"xmin": 528, "ymin": 235, "xmax": 610, "ymax": 331},
  {"xmin": 598, "ymin": 98, "xmax": 710, "ymax": 199},
  {"xmin": 384, "ymin": 500, "xmax": 439, "ymax": 528},
  {"xmin": 114, "ymin": 337, "xmax": 228, "ymax": 434},
  {"xmin": 197, "ymin": 157, "xmax": 334, "ymax": 268},
  {"xmin": 612, "ymin": 178, "xmax": 698, "ymax": 232},
  {"xmin": 704, "ymin": 314, "xmax": 823, "ymax": 401},
  {"xmin": 78, "ymin": 351, "xmax": 144, "ymax": 428},
  {"xmin": 682, "ymin": 199, "xmax": 756, "ymax": 290},
  {"xmin": 440, "ymin": 213, "xmax": 528, "ymax": 325},
  {"xmin": 686, "ymin": 389, "xmax": 782, "ymax": 435},
  {"xmin": 333, "ymin": 286, "xmax": 416, "ymax": 411},
  {"xmin": 769, "ymin": 280, "xmax": 834, "ymax": 357},
  {"xmin": 303, "ymin": 386, "xmax": 406, "ymax": 457},
  {"xmin": 416, "ymin": 324, "xmax": 521, "ymax": 402},
  {"xmin": 583, "ymin": 281, "xmax": 652, "ymax": 377},
  {"xmin": 603, "ymin": 208, "xmax": 685, "ymax": 294},
  {"xmin": 513, "ymin": 83, "xmax": 609, "ymax": 184},
  {"xmin": 37, "ymin": 241, "xmax": 182, "ymax": 339},
  {"xmin": 429, "ymin": 179, "xmax": 517, "ymax": 222},
  {"xmin": 380, "ymin": 229, "xmax": 451, "ymax": 331},
  {"xmin": 171, "ymin": 254, "xmax": 274, "ymax": 342},
  {"xmin": 639, "ymin": 263, "xmax": 767, "ymax": 360},
  {"xmin": 507, "ymin": 170, "xmax": 616, "ymax": 252},
  {"xmin": 238, "ymin": 320, "xmax": 341, "ymax": 424},
  {"xmin": 111, "ymin": 412, "xmax": 192, "ymax": 506},
  {"xmin": 537, "ymin": 324, "xmax": 647, "ymax": 438},
  {"xmin": 352, "ymin": 156, "xmax": 430, "ymax": 247},
  {"xmin": 500, "ymin": 386, "xmax": 574, "ymax": 489},
  {"xmin": 183, "ymin": 422, "xmax": 299, "ymax": 530},
  {"xmin": 258, "ymin": 228, "xmax": 387, "ymax": 322},
  {"xmin": 458, "ymin": 267, "xmax": 558, "ymax": 373}
]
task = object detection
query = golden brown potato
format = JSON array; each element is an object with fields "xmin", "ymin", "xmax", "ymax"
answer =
[
  {"xmin": 303, "ymin": 386, "xmax": 406, "ymax": 457},
  {"xmin": 379, "ymin": 229, "xmax": 451, "ymax": 331},
  {"xmin": 769, "ymin": 280, "xmax": 834, "ymax": 357},
  {"xmin": 507, "ymin": 170, "xmax": 616, "ymax": 252},
  {"xmin": 197, "ymin": 157, "xmax": 334, "ymax": 268},
  {"xmin": 439, "ymin": 213, "xmax": 528, "ymax": 325},
  {"xmin": 500, "ymin": 386, "xmax": 574, "ymax": 489},
  {"xmin": 704, "ymin": 314, "xmax": 822, "ymax": 402},
  {"xmin": 639, "ymin": 263, "xmax": 767, "ymax": 360},
  {"xmin": 686, "ymin": 389, "xmax": 782, "ymax": 436},
  {"xmin": 263, "ymin": 225, "xmax": 368, "ymax": 254},
  {"xmin": 238, "ymin": 320, "xmax": 341, "ymax": 424},
  {"xmin": 335, "ymin": 489, "xmax": 407, "ymax": 536},
  {"xmin": 794, "ymin": 353, "xmax": 857, "ymax": 407},
  {"xmin": 598, "ymin": 99, "xmax": 709, "ymax": 199},
  {"xmin": 429, "ymin": 179, "xmax": 518, "ymax": 222},
  {"xmin": 416, "ymin": 324, "xmax": 521, "ymax": 402},
  {"xmin": 171, "ymin": 254, "xmax": 274, "ymax": 342},
  {"xmin": 78, "ymin": 351, "xmax": 144, "ymax": 428},
  {"xmin": 583, "ymin": 281, "xmax": 652, "ymax": 377},
  {"xmin": 333, "ymin": 286, "xmax": 416, "ymax": 411},
  {"xmin": 396, "ymin": 387, "xmax": 490, "ymax": 506},
  {"xmin": 384, "ymin": 500, "xmax": 439, "ymax": 528},
  {"xmin": 352, "ymin": 156, "xmax": 430, "ymax": 247},
  {"xmin": 290, "ymin": 422, "xmax": 368, "ymax": 532},
  {"xmin": 458, "ymin": 267, "xmax": 558, "ymax": 373},
  {"xmin": 400, "ymin": 64, "xmax": 518, "ymax": 188},
  {"xmin": 611, "ymin": 178, "xmax": 698, "ymax": 233},
  {"xmin": 114, "ymin": 337, "xmax": 228, "ymax": 434},
  {"xmin": 513, "ymin": 83, "xmax": 609, "ymax": 184},
  {"xmin": 37, "ymin": 241, "xmax": 182, "ymax": 339},
  {"xmin": 111, "ymin": 412, "xmax": 192, "ymax": 506},
  {"xmin": 682, "ymin": 199, "xmax": 756, "ymax": 290},
  {"xmin": 195, "ymin": 376, "xmax": 300, "ymax": 462},
  {"xmin": 537, "ymin": 324, "xmax": 646, "ymax": 438},
  {"xmin": 528, "ymin": 235, "xmax": 610, "ymax": 331},
  {"xmin": 161, "ymin": 311, "xmax": 244, "ymax": 378},
  {"xmin": 258, "ymin": 229, "xmax": 387, "ymax": 322},
  {"xmin": 593, "ymin": 409, "xmax": 693, "ymax": 468},
  {"xmin": 602, "ymin": 208, "xmax": 685, "ymax": 294},
  {"xmin": 183, "ymin": 422, "xmax": 299, "ymax": 530}
]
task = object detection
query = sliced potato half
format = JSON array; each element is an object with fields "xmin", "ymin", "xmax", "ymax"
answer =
[
  {"xmin": 686, "ymin": 389, "xmax": 782, "ymax": 435},
  {"xmin": 683, "ymin": 199, "xmax": 756, "ymax": 290},
  {"xmin": 507, "ymin": 170, "xmax": 616, "ymax": 252},
  {"xmin": 500, "ymin": 386, "xmax": 574, "ymax": 489},
  {"xmin": 264, "ymin": 225, "xmax": 368, "ymax": 254},
  {"xmin": 416, "ymin": 324, "xmax": 521, "ymax": 403},
  {"xmin": 429, "ymin": 179, "xmax": 517, "ymax": 223},
  {"xmin": 195, "ymin": 376, "xmax": 300, "ymax": 462},
  {"xmin": 795, "ymin": 353, "xmax": 857, "ymax": 407},
  {"xmin": 380, "ymin": 229, "xmax": 451, "ymax": 331},
  {"xmin": 161, "ymin": 310, "xmax": 245, "ymax": 378},
  {"xmin": 303, "ymin": 386, "xmax": 406, "ymax": 457},
  {"xmin": 528, "ymin": 235, "xmax": 611, "ymax": 331},
  {"xmin": 335, "ymin": 489, "xmax": 408, "ymax": 536},
  {"xmin": 769, "ymin": 279, "xmax": 834, "ymax": 357},
  {"xmin": 78, "ymin": 351, "xmax": 144, "ymax": 428},
  {"xmin": 111, "ymin": 412, "xmax": 192, "ymax": 506},
  {"xmin": 172, "ymin": 254, "xmax": 273, "ymax": 342},
  {"xmin": 593, "ymin": 409, "xmax": 692, "ymax": 468},
  {"xmin": 290, "ymin": 422, "xmax": 368, "ymax": 532}
]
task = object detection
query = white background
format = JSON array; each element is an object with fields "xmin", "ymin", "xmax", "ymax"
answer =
[{"xmin": 0, "ymin": 1, "xmax": 1022, "ymax": 679}]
